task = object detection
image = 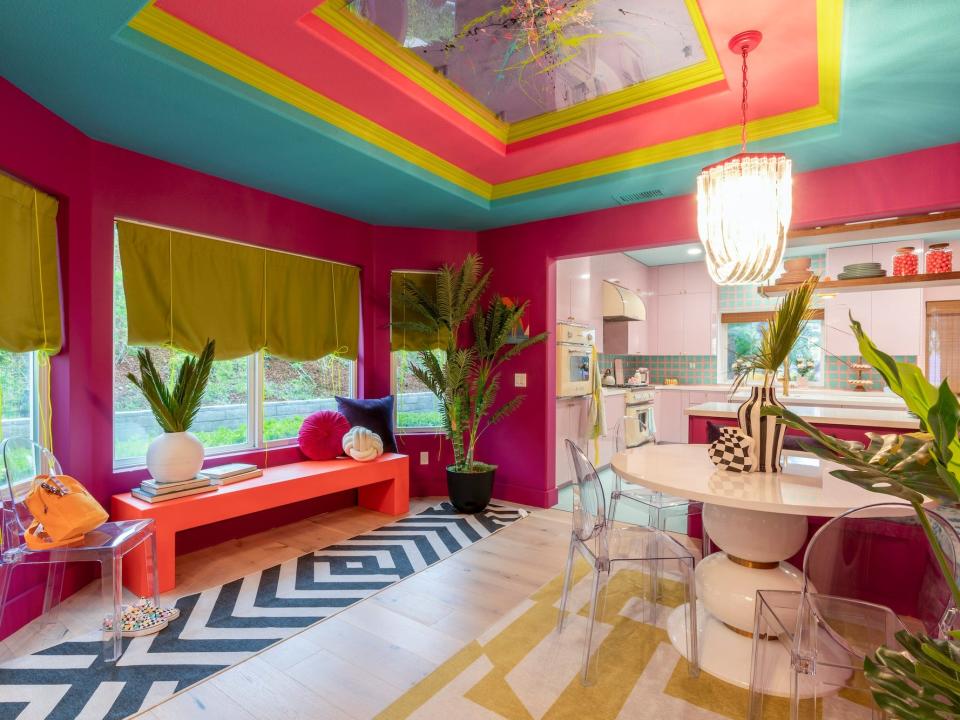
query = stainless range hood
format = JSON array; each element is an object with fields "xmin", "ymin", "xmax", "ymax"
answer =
[{"xmin": 602, "ymin": 281, "xmax": 646, "ymax": 321}]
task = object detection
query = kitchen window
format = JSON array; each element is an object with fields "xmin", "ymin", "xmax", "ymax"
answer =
[
  {"xmin": 112, "ymin": 229, "xmax": 356, "ymax": 467},
  {"xmin": 926, "ymin": 300, "xmax": 960, "ymax": 393},
  {"xmin": 0, "ymin": 350, "xmax": 41, "ymax": 443},
  {"xmin": 720, "ymin": 310, "xmax": 825, "ymax": 384}
]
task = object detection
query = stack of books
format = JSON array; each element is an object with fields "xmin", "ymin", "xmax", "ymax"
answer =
[
  {"xmin": 131, "ymin": 475, "xmax": 216, "ymax": 503},
  {"xmin": 199, "ymin": 462, "xmax": 262, "ymax": 486}
]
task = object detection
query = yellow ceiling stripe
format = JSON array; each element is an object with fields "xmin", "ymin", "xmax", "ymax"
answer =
[
  {"xmin": 129, "ymin": 2, "xmax": 494, "ymax": 200},
  {"xmin": 127, "ymin": 0, "xmax": 842, "ymax": 203}
]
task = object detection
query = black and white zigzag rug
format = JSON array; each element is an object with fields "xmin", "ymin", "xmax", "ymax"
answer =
[{"xmin": 0, "ymin": 502, "xmax": 527, "ymax": 720}]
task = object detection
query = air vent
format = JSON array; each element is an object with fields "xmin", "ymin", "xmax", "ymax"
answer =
[{"xmin": 613, "ymin": 189, "xmax": 664, "ymax": 205}]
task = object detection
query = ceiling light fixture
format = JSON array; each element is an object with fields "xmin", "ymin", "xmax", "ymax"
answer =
[
  {"xmin": 696, "ymin": 31, "xmax": 792, "ymax": 285},
  {"xmin": 687, "ymin": 247, "xmax": 703, "ymax": 255}
]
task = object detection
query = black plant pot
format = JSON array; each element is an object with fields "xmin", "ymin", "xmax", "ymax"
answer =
[{"xmin": 446, "ymin": 466, "xmax": 495, "ymax": 514}]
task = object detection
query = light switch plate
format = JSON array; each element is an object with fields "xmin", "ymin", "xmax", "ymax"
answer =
[
  {"xmin": 514, "ymin": 373, "xmax": 527, "ymax": 388},
  {"xmin": 419, "ymin": 451, "xmax": 429, "ymax": 465}
]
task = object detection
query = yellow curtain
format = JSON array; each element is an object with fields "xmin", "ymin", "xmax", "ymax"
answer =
[
  {"xmin": 390, "ymin": 271, "xmax": 448, "ymax": 352},
  {"xmin": 0, "ymin": 174, "xmax": 62, "ymax": 354},
  {"xmin": 117, "ymin": 221, "xmax": 360, "ymax": 361}
]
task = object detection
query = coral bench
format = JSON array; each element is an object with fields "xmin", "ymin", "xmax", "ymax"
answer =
[{"xmin": 111, "ymin": 454, "xmax": 409, "ymax": 594}]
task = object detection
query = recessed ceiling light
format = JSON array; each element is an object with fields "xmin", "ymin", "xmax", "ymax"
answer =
[
  {"xmin": 579, "ymin": 273, "xmax": 591, "ymax": 280},
  {"xmin": 687, "ymin": 247, "xmax": 703, "ymax": 255}
]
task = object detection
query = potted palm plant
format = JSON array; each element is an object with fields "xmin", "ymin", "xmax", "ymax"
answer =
[
  {"xmin": 763, "ymin": 318, "xmax": 960, "ymax": 718},
  {"xmin": 127, "ymin": 339, "xmax": 215, "ymax": 483},
  {"xmin": 396, "ymin": 255, "xmax": 547, "ymax": 513},
  {"xmin": 731, "ymin": 277, "xmax": 817, "ymax": 471}
]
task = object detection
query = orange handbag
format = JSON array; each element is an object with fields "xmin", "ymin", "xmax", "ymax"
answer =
[{"xmin": 23, "ymin": 474, "xmax": 108, "ymax": 550}]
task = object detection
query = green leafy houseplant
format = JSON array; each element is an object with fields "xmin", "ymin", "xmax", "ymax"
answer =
[
  {"xmin": 763, "ymin": 318, "xmax": 960, "ymax": 718},
  {"xmin": 395, "ymin": 254, "xmax": 548, "ymax": 475},
  {"xmin": 126, "ymin": 339, "xmax": 216, "ymax": 433}
]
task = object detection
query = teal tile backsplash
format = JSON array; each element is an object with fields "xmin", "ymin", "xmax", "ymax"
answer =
[{"xmin": 599, "ymin": 354, "xmax": 718, "ymax": 384}]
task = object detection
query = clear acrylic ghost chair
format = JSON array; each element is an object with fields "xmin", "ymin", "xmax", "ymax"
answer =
[
  {"xmin": 0, "ymin": 438, "xmax": 160, "ymax": 662},
  {"xmin": 610, "ymin": 418, "xmax": 710, "ymax": 555},
  {"xmin": 748, "ymin": 503, "xmax": 960, "ymax": 720},
  {"xmin": 557, "ymin": 439, "xmax": 699, "ymax": 685}
]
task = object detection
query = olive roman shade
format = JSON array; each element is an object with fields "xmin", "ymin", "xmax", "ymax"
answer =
[
  {"xmin": 390, "ymin": 271, "xmax": 448, "ymax": 351},
  {"xmin": 117, "ymin": 221, "xmax": 360, "ymax": 361},
  {"xmin": 0, "ymin": 174, "xmax": 62, "ymax": 354}
]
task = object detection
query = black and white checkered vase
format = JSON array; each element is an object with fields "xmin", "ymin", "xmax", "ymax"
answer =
[{"xmin": 707, "ymin": 426, "xmax": 755, "ymax": 473}]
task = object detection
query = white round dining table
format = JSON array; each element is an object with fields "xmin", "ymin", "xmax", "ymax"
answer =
[{"xmin": 611, "ymin": 443, "xmax": 928, "ymax": 695}]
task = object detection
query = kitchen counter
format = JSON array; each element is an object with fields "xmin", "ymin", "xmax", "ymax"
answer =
[
  {"xmin": 653, "ymin": 384, "xmax": 906, "ymax": 410},
  {"xmin": 685, "ymin": 401, "xmax": 919, "ymax": 430}
]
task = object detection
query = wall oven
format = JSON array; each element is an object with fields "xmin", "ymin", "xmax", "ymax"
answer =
[{"xmin": 556, "ymin": 323, "xmax": 595, "ymax": 398}]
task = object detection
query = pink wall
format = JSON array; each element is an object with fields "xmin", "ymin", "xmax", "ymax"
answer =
[
  {"xmin": 476, "ymin": 142, "xmax": 960, "ymax": 509},
  {"xmin": 0, "ymin": 79, "xmax": 476, "ymax": 637}
]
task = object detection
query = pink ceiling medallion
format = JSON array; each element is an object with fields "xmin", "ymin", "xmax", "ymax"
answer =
[{"xmin": 696, "ymin": 30, "xmax": 793, "ymax": 286}]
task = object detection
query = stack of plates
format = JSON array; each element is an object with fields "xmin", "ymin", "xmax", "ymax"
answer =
[{"xmin": 838, "ymin": 262, "xmax": 887, "ymax": 280}]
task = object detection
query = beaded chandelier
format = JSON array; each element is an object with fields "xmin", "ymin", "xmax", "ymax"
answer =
[{"xmin": 696, "ymin": 31, "xmax": 792, "ymax": 285}]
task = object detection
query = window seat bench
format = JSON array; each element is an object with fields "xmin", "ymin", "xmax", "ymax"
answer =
[{"xmin": 111, "ymin": 453, "xmax": 409, "ymax": 594}]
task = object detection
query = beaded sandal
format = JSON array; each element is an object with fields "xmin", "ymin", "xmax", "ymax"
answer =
[{"xmin": 102, "ymin": 605, "xmax": 167, "ymax": 638}]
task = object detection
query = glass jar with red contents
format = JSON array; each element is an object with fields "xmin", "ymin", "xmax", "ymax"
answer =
[
  {"xmin": 925, "ymin": 243, "xmax": 953, "ymax": 274},
  {"xmin": 893, "ymin": 247, "xmax": 918, "ymax": 276}
]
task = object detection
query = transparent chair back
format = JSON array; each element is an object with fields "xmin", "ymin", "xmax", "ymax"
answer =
[
  {"xmin": 1, "ymin": 438, "xmax": 63, "ymax": 557},
  {"xmin": 0, "ymin": 437, "xmax": 161, "ymax": 663},
  {"xmin": 559, "ymin": 439, "xmax": 699, "ymax": 684},
  {"xmin": 610, "ymin": 418, "xmax": 705, "ymax": 546},
  {"xmin": 750, "ymin": 502, "xmax": 960, "ymax": 719},
  {"xmin": 803, "ymin": 502, "xmax": 960, "ymax": 639}
]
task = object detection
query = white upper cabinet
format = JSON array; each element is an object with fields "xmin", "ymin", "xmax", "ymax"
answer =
[
  {"xmin": 825, "ymin": 246, "xmax": 873, "ymax": 356},
  {"xmin": 657, "ymin": 264, "xmax": 686, "ymax": 295},
  {"xmin": 683, "ymin": 290, "xmax": 714, "ymax": 355},
  {"xmin": 657, "ymin": 293, "xmax": 686, "ymax": 355},
  {"xmin": 556, "ymin": 257, "xmax": 592, "ymax": 325}
]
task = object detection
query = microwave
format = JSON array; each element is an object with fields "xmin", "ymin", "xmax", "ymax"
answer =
[{"xmin": 556, "ymin": 323, "xmax": 595, "ymax": 397}]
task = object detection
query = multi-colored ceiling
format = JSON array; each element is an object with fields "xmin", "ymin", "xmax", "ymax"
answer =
[{"xmin": 0, "ymin": 0, "xmax": 958, "ymax": 230}]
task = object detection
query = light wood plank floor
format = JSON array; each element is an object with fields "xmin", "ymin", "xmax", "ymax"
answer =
[{"xmin": 2, "ymin": 498, "xmax": 574, "ymax": 719}]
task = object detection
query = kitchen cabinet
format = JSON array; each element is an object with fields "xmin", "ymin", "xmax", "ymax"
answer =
[
  {"xmin": 602, "ymin": 320, "xmax": 646, "ymax": 355},
  {"xmin": 654, "ymin": 390, "xmax": 687, "ymax": 443},
  {"xmin": 555, "ymin": 257, "xmax": 592, "ymax": 325},
  {"xmin": 555, "ymin": 397, "xmax": 588, "ymax": 487},
  {"xmin": 596, "ymin": 392, "xmax": 626, "ymax": 468},
  {"xmin": 654, "ymin": 264, "xmax": 716, "ymax": 356},
  {"xmin": 657, "ymin": 264, "xmax": 686, "ymax": 295},
  {"xmin": 657, "ymin": 294, "xmax": 686, "ymax": 355},
  {"xmin": 682, "ymin": 291, "xmax": 714, "ymax": 355}
]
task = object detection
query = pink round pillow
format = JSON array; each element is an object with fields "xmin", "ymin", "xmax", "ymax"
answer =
[{"xmin": 298, "ymin": 411, "xmax": 350, "ymax": 460}]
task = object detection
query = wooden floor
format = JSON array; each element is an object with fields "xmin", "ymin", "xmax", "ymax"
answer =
[{"xmin": 2, "ymin": 498, "xmax": 573, "ymax": 719}]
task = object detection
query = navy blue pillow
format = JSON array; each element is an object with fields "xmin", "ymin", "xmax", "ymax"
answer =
[{"xmin": 335, "ymin": 396, "xmax": 398, "ymax": 453}]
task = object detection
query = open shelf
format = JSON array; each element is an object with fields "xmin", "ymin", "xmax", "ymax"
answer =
[{"xmin": 758, "ymin": 271, "xmax": 960, "ymax": 297}]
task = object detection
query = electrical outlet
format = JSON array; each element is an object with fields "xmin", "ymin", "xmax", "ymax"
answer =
[
  {"xmin": 514, "ymin": 373, "xmax": 527, "ymax": 388},
  {"xmin": 419, "ymin": 451, "xmax": 429, "ymax": 465}
]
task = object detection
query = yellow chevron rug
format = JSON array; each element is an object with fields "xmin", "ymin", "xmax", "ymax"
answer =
[{"xmin": 375, "ymin": 561, "xmax": 875, "ymax": 720}]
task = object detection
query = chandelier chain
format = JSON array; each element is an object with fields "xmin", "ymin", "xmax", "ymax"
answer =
[{"xmin": 740, "ymin": 46, "xmax": 749, "ymax": 152}]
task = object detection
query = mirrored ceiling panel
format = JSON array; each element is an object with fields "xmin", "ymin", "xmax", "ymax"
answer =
[{"xmin": 346, "ymin": 0, "xmax": 707, "ymax": 123}]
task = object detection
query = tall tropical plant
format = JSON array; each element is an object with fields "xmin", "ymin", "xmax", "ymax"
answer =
[
  {"xmin": 762, "ymin": 317, "xmax": 960, "ymax": 718},
  {"xmin": 732, "ymin": 277, "xmax": 818, "ymax": 393},
  {"xmin": 396, "ymin": 254, "xmax": 547, "ymax": 473},
  {"xmin": 127, "ymin": 339, "xmax": 216, "ymax": 433}
]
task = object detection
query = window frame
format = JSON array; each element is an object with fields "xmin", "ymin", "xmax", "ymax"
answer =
[
  {"xmin": 390, "ymin": 349, "xmax": 444, "ymax": 435},
  {"xmin": 111, "ymin": 223, "xmax": 359, "ymax": 469},
  {"xmin": 718, "ymin": 310, "xmax": 826, "ymax": 386}
]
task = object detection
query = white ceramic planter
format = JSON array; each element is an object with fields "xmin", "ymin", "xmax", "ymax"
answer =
[{"xmin": 146, "ymin": 431, "xmax": 204, "ymax": 483}]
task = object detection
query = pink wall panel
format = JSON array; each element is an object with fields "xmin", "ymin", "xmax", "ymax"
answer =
[
  {"xmin": 476, "ymin": 141, "xmax": 960, "ymax": 511},
  {"xmin": 0, "ymin": 79, "xmax": 475, "ymax": 638}
]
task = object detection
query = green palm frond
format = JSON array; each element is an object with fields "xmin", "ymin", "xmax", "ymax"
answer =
[
  {"xmin": 127, "ymin": 339, "xmax": 216, "ymax": 433},
  {"xmin": 733, "ymin": 277, "xmax": 817, "ymax": 392}
]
